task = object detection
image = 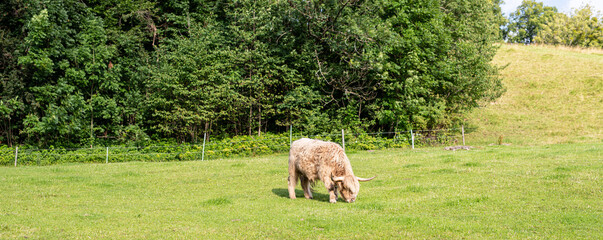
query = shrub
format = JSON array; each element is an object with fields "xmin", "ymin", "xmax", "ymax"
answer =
[{"xmin": 3, "ymin": 130, "xmax": 462, "ymax": 166}]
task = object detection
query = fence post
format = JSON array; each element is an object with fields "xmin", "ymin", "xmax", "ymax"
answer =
[
  {"xmin": 106, "ymin": 147, "xmax": 109, "ymax": 164},
  {"xmin": 202, "ymin": 132, "xmax": 207, "ymax": 161},
  {"xmin": 411, "ymin": 129, "xmax": 415, "ymax": 150},
  {"xmin": 14, "ymin": 147, "xmax": 18, "ymax": 167},
  {"xmin": 289, "ymin": 125, "xmax": 292, "ymax": 147},
  {"xmin": 461, "ymin": 125, "xmax": 465, "ymax": 146},
  {"xmin": 342, "ymin": 129, "xmax": 345, "ymax": 152}
]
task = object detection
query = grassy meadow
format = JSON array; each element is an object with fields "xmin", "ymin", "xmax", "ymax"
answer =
[
  {"xmin": 469, "ymin": 44, "xmax": 603, "ymax": 145},
  {"xmin": 0, "ymin": 143, "xmax": 601, "ymax": 239},
  {"xmin": 1, "ymin": 44, "xmax": 602, "ymax": 239}
]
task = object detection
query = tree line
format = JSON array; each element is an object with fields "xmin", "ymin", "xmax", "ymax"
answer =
[
  {"xmin": 503, "ymin": 0, "xmax": 603, "ymax": 48},
  {"xmin": 1, "ymin": 0, "xmax": 504, "ymax": 147}
]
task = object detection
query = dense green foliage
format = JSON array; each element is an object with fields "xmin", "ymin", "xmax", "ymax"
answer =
[
  {"xmin": 1, "ymin": 0, "xmax": 504, "ymax": 147},
  {"xmin": 505, "ymin": 0, "xmax": 603, "ymax": 48},
  {"xmin": 534, "ymin": 5, "xmax": 603, "ymax": 48},
  {"xmin": 2, "ymin": 129, "xmax": 473, "ymax": 166}
]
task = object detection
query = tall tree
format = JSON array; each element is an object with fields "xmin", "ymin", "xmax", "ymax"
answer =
[
  {"xmin": 227, "ymin": 0, "xmax": 300, "ymax": 136},
  {"xmin": 0, "ymin": 0, "xmax": 28, "ymax": 146},
  {"xmin": 533, "ymin": 11, "xmax": 570, "ymax": 45},
  {"xmin": 534, "ymin": 4, "xmax": 603, "ymax": 48},
  {"xmin": 85, "ymin": 0, "xmax": 157, "ymax": 142},
  {"xmin": 507, "ymin": 0, "xmax": 557, "ymax": 44},
  {"xmin": 565, "ymin": 5, "xmax": 603, "ymax": 48},
  {"xmin": 18, "ymin": 1, "xmax": 121, "ymax": 146},
  {"xmin": 375, "ymin": 0, "xmax": 504, "ymax": 130},
  {"xmin": 285, "ymin": 0, "xmax": 385, "ymax": 131},
  {"xmin": 492, "ymin": 0, "xmax": 510, "ymax": 40},
  {"xmin": 147, "ymin": 21, "xmax": 240, "ymax": 142}
]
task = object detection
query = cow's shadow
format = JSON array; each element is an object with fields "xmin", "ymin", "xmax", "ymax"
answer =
[{"xmin": 272, "ymin": 188, "xmax": 331, "ymax": 203}]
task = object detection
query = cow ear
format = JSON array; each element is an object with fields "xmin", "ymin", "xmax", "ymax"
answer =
[{"xmin": 332, "ymin": 176, "xmax": 345, "ymax": 182}]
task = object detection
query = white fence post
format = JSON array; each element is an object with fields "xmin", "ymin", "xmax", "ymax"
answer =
[
  {"xmin": 14, "ymin": 147, "xmax": 18, "ymax": 167},
  {"xmin": 106, "ymin": 147, "xmax": 109, "ymax": 164},
  {"xmin": 411, "ymin": 129, "xmax": 415, "ymax": 149},
  {"xmin": 202, "ymin": 132, "xmax": 207, "ymax": 161},
  {"xmin": 342, "ymin": 129, "xmax": 345, "ymax": 152},
  {"xmin": 462, "ymin": 125, "xmax": 465, "ymax": 146}
]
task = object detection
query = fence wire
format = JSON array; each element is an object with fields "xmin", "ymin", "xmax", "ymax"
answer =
[{"xmin": 2, "ymin": 128, "xmax": 471, "ymax": 166}]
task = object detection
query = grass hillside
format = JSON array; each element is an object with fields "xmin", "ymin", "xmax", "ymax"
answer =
[{"xmin": 468, "ymin": 44, "xmax": 603, "ymax": 145}]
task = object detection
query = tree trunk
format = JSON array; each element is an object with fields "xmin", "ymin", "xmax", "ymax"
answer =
[
  {"xmin": 7, "ymin": 119, "xmax": 12, "ymax": 147},
  {"xmin": 91, "ymin": 49, "xmax": 95, "ymax": 144},
  {"xmin": 209, "ymin": 120, "xmax": 213, "ymax": 141},
  {"xmin": 358, "ymin": 101, "xmax": 362, "ymax": 120},
  {"xmin": 204, "ymin": 122, "xmax": 210, "ymax": 142},
  {"xmin": 258, "ymin": 105, "xmax": 261, "ymax": 137},
  {"xmin": 249, "ymin": 105, "xmax": 253, "ymax": 136},
  {"xmin": 192, "ymin": 125, "xmax": 197, "ymax": 143},
  {"xmin": 90, "ymin": 101, "xmax": 94, "ymax": 142}
]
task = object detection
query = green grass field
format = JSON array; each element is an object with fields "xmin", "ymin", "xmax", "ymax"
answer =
[
  {"xmin": 0, "ymin": 143, "xmax": 601, "ymax": 239},
  {"xmin": 1, "ymin": 44, "xmax": 602, "ymax": 239}
]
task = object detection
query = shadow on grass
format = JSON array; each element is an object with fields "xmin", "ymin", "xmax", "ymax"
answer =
[{"xmin": 272, "ymin": 188, "xmax": 331, "ymax": 203}]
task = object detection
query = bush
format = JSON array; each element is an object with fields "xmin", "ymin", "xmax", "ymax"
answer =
[{"xmin": 3, "ymin": 130, "xmax": 463, "ymax": 166}]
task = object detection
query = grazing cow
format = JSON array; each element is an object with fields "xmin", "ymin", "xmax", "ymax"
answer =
[{"xmin": 288, "ymin": 138, "xmax": 375, "ymax": 203}]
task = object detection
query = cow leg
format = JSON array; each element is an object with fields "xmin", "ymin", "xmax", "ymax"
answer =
[
  {"xmin": 300, "ymin": 176, "xmax": 313, "ymax": 199},
  {"xmin": 333, "ymin": 185, "xmax": 339, "ymax": 199},
  {"xmin": 288, "ymin": 162, "xmax": 298, "ymax": 199},
  {"xmin": 288, "ymin": 175, "xmax": 298, "ymax": 199},
  {"xmin": 323, "ymin": 179, "xmax": 338, "ymax": 203}
]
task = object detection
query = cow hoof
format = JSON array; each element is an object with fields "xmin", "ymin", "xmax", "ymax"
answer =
[{"xmin": 329, "ymin": 199, "xmax": 337, "ymax": 203}]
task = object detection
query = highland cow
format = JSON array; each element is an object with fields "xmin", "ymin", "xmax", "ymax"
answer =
[{"xmin": 288, "ymin": 138, "xmax": 375, "ymax": 203}]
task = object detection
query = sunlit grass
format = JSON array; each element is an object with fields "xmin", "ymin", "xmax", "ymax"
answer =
[
  {"xmin": 1, "ymin": 143, "xmax": 601, "ymax": 239},
  {"xmin": 468, "ymin": 44, "xmax": 603, "ymax": 145}
]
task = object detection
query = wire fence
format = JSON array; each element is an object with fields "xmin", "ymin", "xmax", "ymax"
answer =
[{"xmin": 1, "ymin": 127, "xmax": 471, "ymax": 166}]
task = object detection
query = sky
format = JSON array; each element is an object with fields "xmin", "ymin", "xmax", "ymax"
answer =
[{"xmin": 500, "ymin": 0, "xmax": 603, "ymax": 16}]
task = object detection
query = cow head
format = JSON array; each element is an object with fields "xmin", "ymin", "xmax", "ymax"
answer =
[{"xmin": 332, "ymin": 175, "xmax": 375, "ymax": 203}]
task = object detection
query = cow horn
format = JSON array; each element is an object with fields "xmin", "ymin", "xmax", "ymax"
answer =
[
  {"xmin": 332, "ymin": 176, "xmax": 345, "ymax": 182},
  {"xmin": 357, "ymin": 176, "xmax": 376, "ymax": 182}
]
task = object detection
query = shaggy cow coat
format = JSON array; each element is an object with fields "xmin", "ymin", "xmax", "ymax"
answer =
[{"xmin": 288, "ymin": 138, "xmax": 374, "ymax": 203}]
